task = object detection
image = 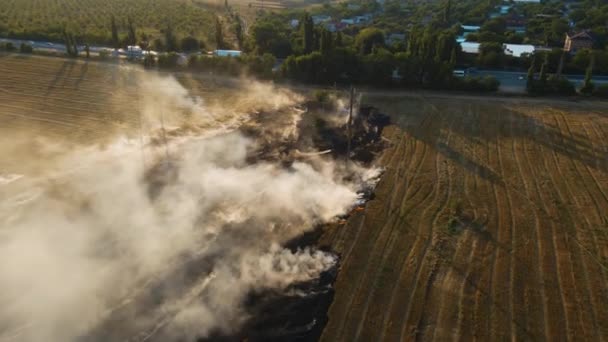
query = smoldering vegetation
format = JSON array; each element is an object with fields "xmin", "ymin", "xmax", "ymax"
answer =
[{"xmin": 0, "ymin": 66, "xmax": 387, "ymax": 342}]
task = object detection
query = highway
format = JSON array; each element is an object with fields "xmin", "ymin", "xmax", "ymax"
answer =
[
  {"xmin": 475, "ymin": 69, "xmax": 608, "ymax": 93},
  {"xmin": 3, "ymin": 36, "xmax": 608, "ymax": 94}
]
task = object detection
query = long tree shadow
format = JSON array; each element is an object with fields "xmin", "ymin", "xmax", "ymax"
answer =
[
  {"xmin": 74, "ymin": 61, "xmax": 89, "ymax": 89},
  {"xmin": 45, "ymin": 60, "xmax": 76, "ymax": 96},
  {"xmin": 377, "ymin": 97, "xmax": 608, "ymax": 182}
]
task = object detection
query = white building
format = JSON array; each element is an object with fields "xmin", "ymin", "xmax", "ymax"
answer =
[
  {"xmin": 460, "ymin": 42, "xmax": 481, "ymax": 54},
  {"xmin": 312, "ymin": 15, "xmax": 332, "ymax": 24},
  {"xmin": 214, "ymin": 50, "xmax": 242, "ymax": 57},
  {"xmin": 503, "ymin": 44, "xmax": 535, "ymax": 57}
]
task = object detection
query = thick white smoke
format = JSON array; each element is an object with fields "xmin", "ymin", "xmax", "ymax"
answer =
[{"xmin": 0, "ymin": 72, "xmax": 371, "ymax": 342}]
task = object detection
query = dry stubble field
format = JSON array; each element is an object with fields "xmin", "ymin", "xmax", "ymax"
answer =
[{"xmin": 320, "ymin": 95, "xmax": 608, "ymax": 341}]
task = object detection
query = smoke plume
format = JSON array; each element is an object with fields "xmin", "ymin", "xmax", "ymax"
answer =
[{"xmin": 0, "ymin": 71, "xmax": 372, "ymax": 341}]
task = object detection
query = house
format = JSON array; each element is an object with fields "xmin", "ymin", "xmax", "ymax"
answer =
[
  {"xmin": 214, "ymin": 50, "xmax": 242, "ymax": 57},
  {"xmin": 502, "ymin": 44, "xmax": 535, "ymax": 57},
  {"xmin": 460, "ymin": 42, "xmax": 481, "ymax": 54},
  {"xmin": 312, "ymin": 15, "xmax": 332, "ymax": 24},
  {"xmin": 498, "ymin": 5, "xmax": 511, "ymax": 15},
  {"xmin": 347, "ymin": 3, "xmax": 361, "ymax": 10},
  {"xmin": 325, "ymin": 21, "xmax": 347, "ymax": 32},
  {"xmin": 354, "ymin": 14, "xmax": 372, "ymax": 24},
  {"xmin": 459, "ymin": 25, "xmax": 480, "ymax": 43},
  {"xmin": 513, "ymin": 0, "xmax": 540, "ymax": 3},
  {"xmin": 462, "ymin": 25, "xmax": 481, "ymax": 32},
  {"xmin": 564, "ymin": 31, "xmax": 596, "ymax": 53},
  {"xmin": 507, "ymin": 25, "xmax": 527, "ymax": 34},
  {"xmin": 341, "ymin": 18, "xmax": 355, "ymax": 25}
]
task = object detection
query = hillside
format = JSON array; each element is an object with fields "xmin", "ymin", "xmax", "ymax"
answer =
[{"xmin": 0, "ymin": 0, "xmax": 217, "ymax": 47}]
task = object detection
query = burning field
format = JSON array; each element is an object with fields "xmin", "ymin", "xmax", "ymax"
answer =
[
  {"xmin": 4, "ymin": 54, "xmax": 608, "ymax": 342},
  {"xmin": 0, "ymin": 55, "xmax": 384, "ymax": 341}
]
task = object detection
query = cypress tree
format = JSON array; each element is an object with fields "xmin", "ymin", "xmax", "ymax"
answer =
[
  {"xmin": 110, "ymin": 15, "xmax": 119, "ymax": 49},
  {"xmin": 320, "ymin": 29, "xmax": 332, "ymax": 55},
  {"xmin": 235, "ymin": 15, "xmax": 243, "ymax": 49},
  {"xmin": 449, "ymin": 47, "xmax": 457, "ymax": 66},
  {"xmin": 582, "ymin": 53, "xmax": 595, "ymax": 94},
  {"xmin": 443, "ymin": 0, "xmax": 452, "ymax": 24},
  {"xmin": 165, "ymin": 22, "xmax": 177, "ymax": 52},
  {"xmin": 302, "ymin": 13, "xmax": 314, "ymax": 54},
  {"xmin": 127, "ymin": 17, "xmax": 136, "ymax": 46},
  {"xmin": 526, "ymin": 56, "xmax": 536, "ymax": 91},
  {"xmin": 215, "ymin": 16, "xmax": 224, "ymax": 49},
  {"xmin": 539, "ymin": 53, "xmax": 548, "ymax": 84}
]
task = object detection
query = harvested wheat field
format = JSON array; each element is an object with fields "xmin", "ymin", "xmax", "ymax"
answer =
[{"xmin": 320, "ymin": 95, "xmax": 608, "ymax": 341}]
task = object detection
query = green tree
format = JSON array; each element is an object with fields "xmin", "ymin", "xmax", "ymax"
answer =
[
  {"xmin": 355, "ymin": 28, "xmax": 384, "ymax": 55},
  {"xmin": 19, "ymin": 43, "xmax": 33, "ymax": 53},
  {"xmin": 443, "ymin": 0, "xmax": 451, "ymax": 25},
  {"xmin": 581, "ymin": 54, "xmax": 595, "ymax": 94},
  {"xmin": 539, "ymin": 60, "xmax": 547, "ymax": 84},
  {"xmin": 180, "ymin": 36, "xmax": 200, "ymax": 51},
  {"xmin": 110, "ymin": 15, "xmax": 119, "ymax": 49},
  {"xmin": 127, "ymin": 16, "xmax": 136, "ymax": 46},
  {"xmin": 248, "ymin": 19, "xmax": 292, "ymax": 57},
  {"xmin": 235, "ymin": 15, "xmax": 243, "ymax": 49},
  {"xmin": 527, "ymin": 56, "xmax": 536, "ymax": 91},
  {"xmin": 215, "ymin": 16, "xmax": 225, "ymax": 49},
  {"xmin": 302, "ymin": 13, "xmax": 314, "ymax": 54},
  {"xmin": 320, "ymin": 29, "xmax": 333, "ymax": 55},
  {"xmin": 336, "ymin": 32, "xmax": 343, "ymax": 47},
  {"xmin": 477, "ymin": 42, "xmax": 503, "ymax": 68},
  {"xmin": 164, "ymin": 23, "xmax": 177, "ymax": 52}
]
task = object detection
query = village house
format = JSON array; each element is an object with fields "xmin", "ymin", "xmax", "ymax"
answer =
[
  {"xmin": 503, "ymin": 43, "xmax": 535, "ymax": 57},
  {"xmin": 564, "ymin": 30, "xmax": 596, "ymax": 53},
  {"xmin": 312, "ymin": 15, "xmax": 332, "ymax": 24},
  {"xmin": 325, "ymin": 21, "xmax": 347, "ymax": 32}
]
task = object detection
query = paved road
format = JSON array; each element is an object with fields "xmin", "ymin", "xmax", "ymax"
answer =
[
  {"xmin": 3, "ymin": 37, "xmax": 607, "ymax": 94},
  {"xmin": 476, "ymin": 70, "xmax": 608, "ymax": 93},
  {"xmin": 0, "ymin": 37, "xmax": 111, "ymax": 55}
]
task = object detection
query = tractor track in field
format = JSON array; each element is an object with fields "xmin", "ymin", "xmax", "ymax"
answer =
[{"xmin": 321, "ymin": 96, "xmax": 608, "ymax": 341}]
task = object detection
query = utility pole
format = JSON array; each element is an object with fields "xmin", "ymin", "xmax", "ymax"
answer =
[
  {"xmin": 160, "ymin": 111, "xmax": 170, "ymax": 161},
  {"xmin": 346, "ymin": 85, "xmax": 354, "ymax": 163}
]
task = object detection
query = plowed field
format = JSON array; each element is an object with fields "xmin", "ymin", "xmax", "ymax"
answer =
[{"xmin": 320, "ymin": 95, "xmax": 608, "ymax": 341}]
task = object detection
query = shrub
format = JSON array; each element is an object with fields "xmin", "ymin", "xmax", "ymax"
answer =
[
  {"xmin": 157, "ymin": 52, "xmax": 179, "ymax": 68},
  {"xmin": 1, "ymin": 42, "xmax": 15, "ymax": 51},
  {"xmin": 98, "ymin": 49, "xmax": 110, "ymax": 59},
  {"xmin": 527, "ymin": 76, "xmax": 576, "ymax": 96},
  {"xmin": 452, "ymin": 76, "xmax": 500, "ymax": 92},
  {"xmin": 180, "ymin": 36, "xmax": 200, "ymax": 52},
  {"xmin": 580, "ymin": 81, "xmax": 595, "ymax": 95},
  {"xmin": 19, "ymin": 43, "xmax": 33, "ymax": 53},
  {"xmin": 593, "ymin": 84, "xmax": 608, "ymax": 98}
]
